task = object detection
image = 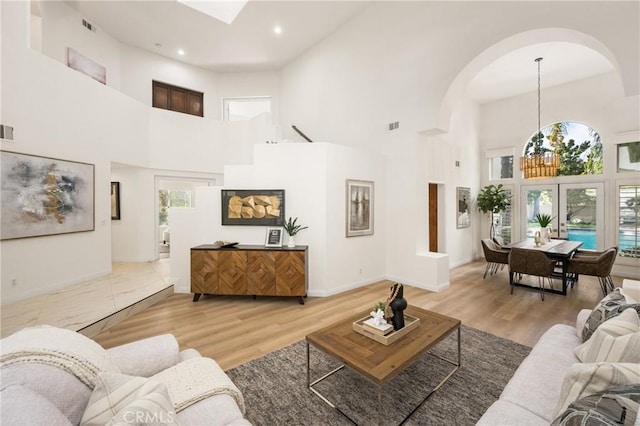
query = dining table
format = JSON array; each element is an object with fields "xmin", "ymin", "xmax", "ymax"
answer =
[{"xmin": 505, "ymin": 238, "xmax": 583, "ymax": 296}]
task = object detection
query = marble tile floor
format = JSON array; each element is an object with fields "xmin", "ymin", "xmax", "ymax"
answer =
[{"xmin": 1, "ymin": 259, "xmax": 173, "ymax": 339}]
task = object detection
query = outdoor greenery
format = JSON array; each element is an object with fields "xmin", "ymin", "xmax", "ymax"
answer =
[
  {"xmin": 477, "ymin": 184, "xmax": 511, "ymax": 238},
  {"xmin": 524, "ymin": 122, "xmax": 603, "ymax": 177}
]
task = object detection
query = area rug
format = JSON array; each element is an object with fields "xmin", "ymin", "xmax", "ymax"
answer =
[{"xmin": 227, "ymin": 325, "xmax": 531, "ymax": 425}]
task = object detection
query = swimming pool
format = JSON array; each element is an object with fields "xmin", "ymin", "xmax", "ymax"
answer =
[{"xmin": 568, "ymin": 228, "xmax": 639, "ymax": 252}]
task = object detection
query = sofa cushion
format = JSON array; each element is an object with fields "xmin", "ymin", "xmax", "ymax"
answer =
[
  {"xmin": 575, "ymin": 308, "xmax": 640, "ymax": 363},
  {"xmin": 554, "ymin": 363, "xmax": 640, "ymax": 417},
  {"xmin": 476, "ymin": 399, "xmax": 547, "ymax": 426},
  {"xmin": 582, "ymin": 288, "xmax": 640, "ymax": 342},
  {"xmin": 551, "ymin": 383, "xmax": 640, "ymax": 426},
  {"xmin": 80, "ymin": 372, "xmax": 178, "ymax": 426},
  {"xmin": 0, "ymin": 384, "xmax": 73, "ymax": 426},
  {"xmin": 107, "ymin": 334, "xmax": 180, "ymax": 378},
  {"xmin": 0, "ymin": 363, "xmax": 92, "ymax": 425},
  {"xmin": 177, "ymin": 394, "xmax": 252, "ymax": 426},
  {"xmin": 500, "ymin": 323, "xmax": 581, "ymax": 422}
]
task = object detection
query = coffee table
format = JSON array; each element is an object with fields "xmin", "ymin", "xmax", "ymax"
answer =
[{"xmin": 306, "ymin": 305, "xmax": 461, "ymax": 425}]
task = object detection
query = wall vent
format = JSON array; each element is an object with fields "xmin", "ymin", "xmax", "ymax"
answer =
[{"xmin": 82, "ymin": 19, "xmax": 96, "ymax": 32}]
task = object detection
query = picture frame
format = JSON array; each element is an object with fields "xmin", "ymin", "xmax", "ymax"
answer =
[
  {"xmin": 111, "ymin": 182, "xmax": 121, "ymax": 220},
  {"xmin": 265, "ymin": 227, "xmax": 283, "ymax": 247},
  {"xmin": 1, "ymin": 150, "xmax": 95, "ymax": 240},
  {"xmin": 346, "ymin": 179, "xmax": 374, "ymax": 237},
  {"xmin": 221, "ymin": 189, "xmax": 285, "ymax": 226},
  {"xmin": 67, "ymin": 47, "xmax": 106, "ymax": 85},
  {"xmin": 457, "ymin": 186, "xmax": 471, "ymax": 229}
]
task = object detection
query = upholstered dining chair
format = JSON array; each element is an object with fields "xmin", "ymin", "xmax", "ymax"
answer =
[
  {"xmin": 508, "ymin": 247, "xmax": 556, "ymax": 301},
  {"xmin": 481, "ymin": 239, "xmax": 510, "ymax": 279},
  {"xmin": 566, "ymin": 247, "xmax": 618, "ymax": 296}
]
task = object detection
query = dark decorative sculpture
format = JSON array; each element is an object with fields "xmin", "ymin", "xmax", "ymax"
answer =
[{"xmin": 385, "ymin": 283, "xmax": 407, "ymax": 331}]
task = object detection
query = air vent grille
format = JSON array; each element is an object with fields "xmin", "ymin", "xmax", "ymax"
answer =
[{"xmin": 82, "ymin": 19, "xmax": 96, "ymax": 32}]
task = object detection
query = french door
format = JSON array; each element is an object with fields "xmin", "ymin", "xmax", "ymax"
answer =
[{"xmin": 521, "ymin": 183, "xmax": 604, "ymax": 250}]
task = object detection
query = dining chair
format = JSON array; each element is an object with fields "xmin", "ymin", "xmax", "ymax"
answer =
[
  {"xmin": 508, "ymin": 247, "xmax": 556, "ymax": 301},
  {"xmin": 566, "ymin": 247, "xmax": 618, "ymax": 296},
  {"xmin": 481, "ymin": 239, "xmax": 509, "ymax": 279}
]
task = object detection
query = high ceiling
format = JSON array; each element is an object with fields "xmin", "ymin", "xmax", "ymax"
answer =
[{"xmin": 64, "ymin": 1, "xmax": 616, "ymax": 102}]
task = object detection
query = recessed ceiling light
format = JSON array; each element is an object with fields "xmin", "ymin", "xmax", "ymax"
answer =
[
  {"xmin": 178, "ymin": 49, "xmax": 185, "ymax": 56},
  {"xmin": 273, "ymin": 26, "xmax": 282, "ymax": 35}
]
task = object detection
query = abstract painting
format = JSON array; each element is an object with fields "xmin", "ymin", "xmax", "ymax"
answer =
[
  {"xmin": 67, "ymin": 47, "xmax": 106, "ymax": 85},
  {"xmin": 1, "ymin": 151, "xmax": 95, "ymax": 240},
  {"xmin": 111, "ymin": 182, "xmax": 121, "ymax": 220},
  {"xmin": 346, "ymin": 179, "xmax": 374, "ymax": 237},
  {"xmin": 221, "ymin": 189, "xmax": 285, "ymax": 226}
]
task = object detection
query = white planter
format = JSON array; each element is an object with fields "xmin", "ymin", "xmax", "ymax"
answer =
[{"xmin": 287, "ymin": 235, "xmax": 296, "ymax": 248}]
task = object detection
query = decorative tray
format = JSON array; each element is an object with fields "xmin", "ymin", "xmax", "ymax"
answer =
[
  {"xmin": 212, "ymin": 240, "xmax": 239, "ymax": 248},
  {"xmin": 353, "ymin": 314, "xmax": 421, "ymax": 345}
]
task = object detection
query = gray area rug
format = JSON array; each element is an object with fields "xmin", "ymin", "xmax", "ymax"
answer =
[{"xmin": 227, "ymin": 325, "xmax": 531, "ymax": 426}]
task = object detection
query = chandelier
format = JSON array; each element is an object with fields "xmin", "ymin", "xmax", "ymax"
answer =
[{"xmin": 520, "ymin": 57, "xmax": 560, "ymax": 179}]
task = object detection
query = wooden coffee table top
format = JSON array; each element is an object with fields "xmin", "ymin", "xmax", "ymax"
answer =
[{"xmin": 306, "ymin": 305, "xmax": 461, "ymax": 385}]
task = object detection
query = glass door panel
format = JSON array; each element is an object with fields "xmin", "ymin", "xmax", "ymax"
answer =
[
  {"xmin": 521, "ymin": 185, "xmax": 558, "ymax": 240},
  {"xmin": 559, "ymin": 183, "xmax": 604, "ymax": 251}
]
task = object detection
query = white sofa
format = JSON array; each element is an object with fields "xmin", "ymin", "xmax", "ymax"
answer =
[
  {"xmin": 0, "ymin": 328, "xmax": 250, "ymax": 426},
  {"xmin": 478, "ymin": 279, "xmax": 640, "ymax": 425}
]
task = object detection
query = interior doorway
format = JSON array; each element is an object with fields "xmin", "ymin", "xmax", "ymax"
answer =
[
  {"xmin": 156, "ymin": 177, "xmax": 216, "ymax": 259},
  {"xmin": 428, "ymin": 182, "xmax": 446, "ymax": 253}
]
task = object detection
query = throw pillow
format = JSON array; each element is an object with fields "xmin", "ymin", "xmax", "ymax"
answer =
[
  {"xmin": 551, "ymin": 383, "xmax": 640, "ymax": 426},
  {"xmin": 554, "ymin": 363, "xmax": 640, "ymax": 417},
  {"xmin": 80, "ymin": 372, "xmax": 179, "ymax": 426},
  {"xmin": 575, "ymin": 308, "xmax": 640, "ymax": 363},
  {"xmin": 582, "ymin": 288, "xmax": 640, "ymax": 342}
]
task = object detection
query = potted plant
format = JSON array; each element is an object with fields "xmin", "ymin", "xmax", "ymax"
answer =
[
  {"xmin": 283, "ymin": 217, "xmax": 308, "ymax": 248},
  {"xmin": 477, "ymin": 184, "xmax": 511, "ymax": 239},
  {"xmin": 535, "ymin": 213, "xmax": 555, "ymax": 241}
]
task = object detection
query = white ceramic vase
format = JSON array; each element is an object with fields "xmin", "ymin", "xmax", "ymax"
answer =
[
  {"xmin": 539, "ymin": 227, "xmax": 548, "ymax": 243},
  {"xmin": 287, "ymin": 235, "xmax": 296, "ymax": 248}
]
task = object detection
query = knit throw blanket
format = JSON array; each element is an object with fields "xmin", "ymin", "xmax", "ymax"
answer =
[
  {"xmin": 152, "ymin": 357, "xmax": 246, "ymax": 414},
  {"xmin": 0, "ymin": 325, "xmax": 119, "ymax": 388}
]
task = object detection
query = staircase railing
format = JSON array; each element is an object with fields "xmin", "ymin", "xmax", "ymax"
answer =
[{"xmin": 292, "ymin": 125, "xmax": 313, "ymax": 142}]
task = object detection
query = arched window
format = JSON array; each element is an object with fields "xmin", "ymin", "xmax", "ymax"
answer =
[{"xmin": 524, "ymin": 122, "xmax": 603, "ymax": 176}]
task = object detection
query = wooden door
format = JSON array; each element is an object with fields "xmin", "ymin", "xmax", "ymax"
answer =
[
  {"xmin": 275, "ymin": 251, "xmax": 306, "ymax": 296},
  {"xmin": 191, "ymin": 250, "xmax": 218, "ymax": 294},
  {"xmin": 429, "ymin": 183, "xmax": 438, "ymax": 252},
  {"xmin": 247, "ymin": 251, "xmax": 276, "ymax": 295},
  {"xmin": 218, "ymin": 251, "xmax": 247, "ymax": 294}
]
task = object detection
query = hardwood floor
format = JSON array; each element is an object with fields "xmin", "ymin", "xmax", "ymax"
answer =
[{"xmin": 92, "ymin": 260, "xmax": 615, "ymax": 371}]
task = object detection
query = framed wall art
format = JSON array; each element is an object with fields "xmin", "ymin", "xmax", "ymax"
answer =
[
  {"xmin": 111, "ymin": 182, "xmax": 121, "ymax": 220},
  {"xmin": 67, "ymin": 47, "xmax": 106, "ymax": 85},
  {"xmin": 1, "ymin": 151, "xmax": 95, "ymax": 240},
  {"xmin": 346, "ymin": 179, "xmax": 374, "ymax": 237},
  {"xmin": 221, "ymin": 189, "xmax": 285, "ymax": 226},
  {"xmin": 265, "ymin": 227, "xmax": 283, "ymax": 247},
  {"xmin": 457, "ymin": 186, "xmax": 471, "ymax": 229}
]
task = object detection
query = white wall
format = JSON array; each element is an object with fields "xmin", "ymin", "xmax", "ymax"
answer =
[
  {"xmin": 170, "ymin": 142, "xmax": 388, "ymax": 296},
  {"xmin": 39, "ymin": 1, "xmax": 121, "ymax": 89}
]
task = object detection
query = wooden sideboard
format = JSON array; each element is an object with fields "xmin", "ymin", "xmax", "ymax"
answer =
[{"xmin": 191, "ymin": 244, "xmax": 308, "ymax": 304}]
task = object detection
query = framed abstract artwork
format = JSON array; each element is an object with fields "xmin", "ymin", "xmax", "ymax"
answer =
[
  {"xmin": 67, "ymin": 47, "xmax": 106, "ymax": 85},
  {"xmin": 346, "ymin": 179, "xmax": 374, "ymax": 237},
  {"xmin": 1, "ymin": 151, "xmax": 95, "ymax": 240},
  {"xmin": 221, "ymin": 189, "xmax": 285, "ymax": 226},
  {"xmin": 457, "ymin": 186, "xmax": 471, "ymax": 229},
  {"xmin": 111, "ymin": 182, "xmax": 121, "ymax": 220}
]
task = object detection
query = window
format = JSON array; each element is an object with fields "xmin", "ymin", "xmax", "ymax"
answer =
[
  {"xmin": 486, "ymin": 148, "xmax": 514, "ymax": 180},
  {"xmin": 523, "ymin": 122, "xmax": 602, "ymax": 176},
  {"xmin": 223, "ymin": 97, "xmax": 271, "ymax": 121},
  {"xmin": 159, "ymin": 189, "xmax": 193, "ymax": 226},
  {"xmin": 494, "ymin": 188, "xmax": 513, "ymax": 244},
  {"xmin": 619, "ymin": 185, "xmax": 639, "ymax": 258},
  {"xmin": 617, "ymin": 141, "xmax": 640, "ymax": 173},
  {"xmin": 152, "ymin": 81, "xmax": 203, "ymax": 117}
]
